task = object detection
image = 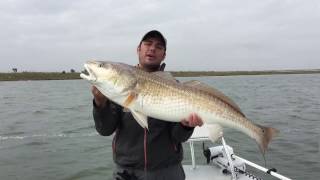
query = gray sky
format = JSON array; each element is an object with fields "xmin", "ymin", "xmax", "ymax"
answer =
[{"xmin": 1, "ymin": 0, "xmax": 320, "ymax": 72}]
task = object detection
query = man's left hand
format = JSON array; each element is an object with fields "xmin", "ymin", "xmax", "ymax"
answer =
[{"xmin": 181, "ymin": 113, "xmax": 203, "ymax": 127}]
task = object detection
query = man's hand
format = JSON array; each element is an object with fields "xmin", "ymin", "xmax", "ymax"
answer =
[
  {"xmin": 181, "ymin": 113, "xmax": 203, "ymax": 127},
  {"xmin": 91, "ymin": 86, "xmax": 108, "ymax": 108}
]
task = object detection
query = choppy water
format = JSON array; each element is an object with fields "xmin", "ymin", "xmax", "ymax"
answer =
[{"xmin": 0, "ymin": 74, "xmax": 319, "ymax": 180}]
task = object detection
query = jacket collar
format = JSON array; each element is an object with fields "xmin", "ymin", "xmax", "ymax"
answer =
[{"xmin": 136, "ymin": 63, "xmax": 166, "ymax": 72}]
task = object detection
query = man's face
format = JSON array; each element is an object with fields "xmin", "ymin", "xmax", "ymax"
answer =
[{"xmin": 137, "ymin": 38, "xmax": 166, "ymax": 71}]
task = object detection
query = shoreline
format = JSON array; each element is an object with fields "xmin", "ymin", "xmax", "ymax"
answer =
[
  {"xmin": 1, "ymin": 69, "xmax": 320, "ymax": 81},
  {"xmin": 171, "ymin": 69, "xmax": 320, "ymax": 77}
]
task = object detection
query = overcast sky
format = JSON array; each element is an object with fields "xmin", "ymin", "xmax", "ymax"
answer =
[{"xmin": 1, "ymin": 0, "xmax": 320, "ymax": 72}]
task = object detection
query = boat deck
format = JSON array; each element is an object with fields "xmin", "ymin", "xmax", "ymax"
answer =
[
  {"xmin": 184, "ymin": 165, "xmax": 251, "ymax": 180},
  {"xmin": 184, "ymin": 165, "xmax": 230, "ymax": 180},
  {"xmin": 183, "ymin": 126, "xmax": 291, "ymax": 180}
]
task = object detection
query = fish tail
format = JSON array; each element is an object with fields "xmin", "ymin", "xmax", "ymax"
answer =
[{"xmin": 256, "ymin": 125, "xmax": 279, "ymax": 154}]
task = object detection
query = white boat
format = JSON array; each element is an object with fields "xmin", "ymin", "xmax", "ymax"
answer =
[{"xmin": 183, "ymin": 125, "xmax": 292, "ymax": 180}]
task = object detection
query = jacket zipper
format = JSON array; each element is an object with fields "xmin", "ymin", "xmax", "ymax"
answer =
[{"xmin": 144, "ymin": 128, "xmax": 147, "ymax": 171}]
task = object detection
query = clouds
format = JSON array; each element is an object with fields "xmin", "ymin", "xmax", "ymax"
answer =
[{"xmin": 0, "ymin": 0, "xmax": 319, "ymax": 72}]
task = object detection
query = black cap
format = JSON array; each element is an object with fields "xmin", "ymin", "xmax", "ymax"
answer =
[{"xmin": 140, "ymin": 30, "xmax": 167, "ymax": 50}]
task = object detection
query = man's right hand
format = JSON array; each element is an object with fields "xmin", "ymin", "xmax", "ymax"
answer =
[{"xmin": 91, "ymin": 86, "xmax": 108, "ymax": 108}]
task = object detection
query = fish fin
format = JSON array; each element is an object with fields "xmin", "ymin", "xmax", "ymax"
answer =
[
  {"xmin": 130, "ymin": 110, "xmax": 148, "ymax": 129},
  {"xmin": 152, "ymin": 71, "xmax": 177, "ymax": 83},
  {"xmin": 123, "ymin": 91, "xmax": 138, "ymax": 108},
  {"xmin": 183, "ymin": 80, "xmax": 246, "ymax": 117},
  {"xmin": 122, "ymin": 107, "xmax": 130, "ymax": 112},
  {"xmin": 207, "ymin": 124, "xmax": 224, "ymax": 143},
  {"xmin": 256, "ymin": 125, "xmax": 279, "ymax": 155}
]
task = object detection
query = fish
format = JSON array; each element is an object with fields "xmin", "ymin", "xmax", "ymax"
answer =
[{"xmin": 80, "ymin": 60, "xmax": 279, "ymax": 154}]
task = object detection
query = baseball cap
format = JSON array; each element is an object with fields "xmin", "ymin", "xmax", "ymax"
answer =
[{"xmin": 140, "ymin": 30, "xmax": 167, "ymax": 50}]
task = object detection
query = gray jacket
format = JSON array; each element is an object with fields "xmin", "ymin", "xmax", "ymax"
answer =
[{"xmin": 93, "ymin": 98, "xmax": 194, "ymax": 171}]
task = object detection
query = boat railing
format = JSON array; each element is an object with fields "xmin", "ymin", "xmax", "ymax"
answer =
[{"xmin": 187, "ymin": 126, "xmax": 292, "ymax": 180}]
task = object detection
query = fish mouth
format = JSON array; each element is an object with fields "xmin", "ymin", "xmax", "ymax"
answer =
[{"xmin": 80, "ymin": 64, "xmax": 97, "ymax": 82}]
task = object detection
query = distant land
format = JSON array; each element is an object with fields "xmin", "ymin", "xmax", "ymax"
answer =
[{"xmin": 1, "ymin": 69, "xmax": 320, "ymax": 81}]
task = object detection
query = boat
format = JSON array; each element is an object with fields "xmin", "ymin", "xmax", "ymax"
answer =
[{"xmin": 183, "ymin": 125, "xmax": 292, "ymax": 180}]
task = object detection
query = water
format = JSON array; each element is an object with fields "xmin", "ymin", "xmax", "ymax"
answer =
[{"xmin": 0, "ymin": 74, "xmax": 319, "ymax": 180}]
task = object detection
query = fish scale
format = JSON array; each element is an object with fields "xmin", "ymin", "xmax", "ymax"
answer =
[{"xmin": 80, "ymin": 60, "xmax": 279, "ymax": 154}]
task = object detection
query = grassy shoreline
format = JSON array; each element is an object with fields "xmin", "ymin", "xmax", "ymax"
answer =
[
  {"xmin": 0, "ymin": 72, "xmax": 80, "ymax": 81},
  {"xmin": 171, "ymin": 69, "xmax": 320, "ymax": 77},
  {"xmin": 1, "ymin": 69, "xmax": 320, "ymax": 81}
]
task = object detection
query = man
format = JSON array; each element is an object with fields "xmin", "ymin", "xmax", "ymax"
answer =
[{"xmin": 91, "ymin": 30, "xmax": 203, "ymax": 180}]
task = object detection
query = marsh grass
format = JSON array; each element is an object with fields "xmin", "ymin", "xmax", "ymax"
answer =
[
  {"xmin": 1, "ymin": 69, "xmax": 319, "ymax": 81},
  {"xmin": 0, "ymin": 72, "xmax": 81, "ymax": 81},
  {"xmin": 171, "ymin": 69, "xmax": 320, "ymax": 77}
]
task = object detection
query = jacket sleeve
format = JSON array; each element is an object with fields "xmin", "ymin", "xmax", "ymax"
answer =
[
  {"xmin": 92, "ymin": 99, "xmax": 122, "ymax": 136},
  {"xmin": 170, "ymin": 123, "xmax": 194, "ymax": 143}
]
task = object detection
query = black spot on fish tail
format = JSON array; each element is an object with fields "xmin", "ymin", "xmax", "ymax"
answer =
[{"xmin": 256, "ymin": 124, "xmax": 279, "ymax": 155}]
